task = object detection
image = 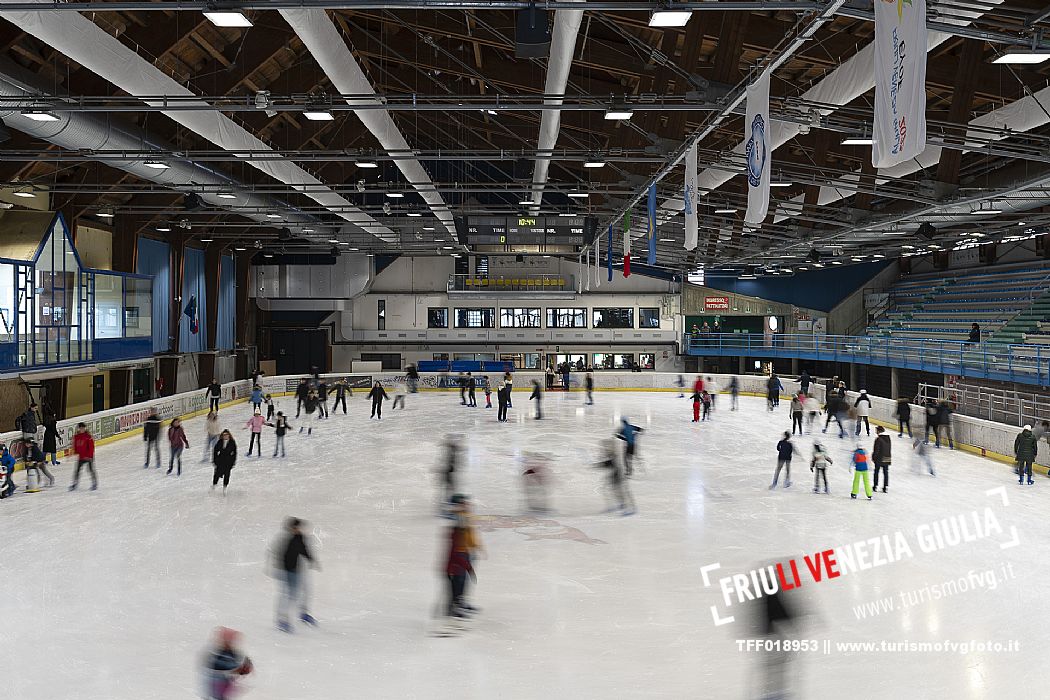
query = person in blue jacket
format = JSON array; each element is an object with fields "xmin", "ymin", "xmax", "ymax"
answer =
[
  {"xmin": 250, "ymin": 385, "xmax": 263, "ymax": 413},
  {"xmin": 615, "ymin": 417, "xmax": 644, "ymax": 478},
  {"xmin": 0, "ymin": 443, "xmax": 16, "ymax": 498}
]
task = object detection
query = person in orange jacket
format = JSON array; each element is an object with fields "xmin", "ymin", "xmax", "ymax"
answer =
[{"xmin": 69, "ymin": 422, "xmax": 97, "ymax": 491}]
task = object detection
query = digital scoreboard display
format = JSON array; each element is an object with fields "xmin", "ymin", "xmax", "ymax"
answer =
[{"xmin": 455, "ymin": 216, "xmax": 597, "ymax": 250}]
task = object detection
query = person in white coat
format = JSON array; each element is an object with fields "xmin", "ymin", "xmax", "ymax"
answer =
[
  {"xmin": 706, "ymin": 376, "xmax": 719, "ymax": 411},
  {"xmin": 854, "ymin": 390, "xmax": 872, "ymax": 436}
]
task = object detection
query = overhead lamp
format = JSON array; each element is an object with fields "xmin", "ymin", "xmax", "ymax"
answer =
[
  {"xmin": 200, "ymin": 238, "xmax": 213, "ymax": 243},
  {"xmin": 485, "ymin": 109, "xmax": 498, "ymax": 116},
  {"xmin": 738, "ymin": 273, "xmax": 757, "ymax": 280},
  {"xmin": 233, "ymin": 246, "xmax": 246, "ymax": 251},
  {"xmin": 851, "ymin": 256, "xmax": 864, "ymax": 261},
  {"xmin": 567, "ymin": 192, "xmax": 589, "ymax": 199},
  {"xmin": 770, "ymin": 182, "xmax": 792, "ymax": 188},
  {"xmin": 423, "ymin": 226, "xmax": 435, "ymax": 231},
  {"xmin": 659, "ymin": 237, "xmax": 675, "ymax": 242},
  {"xmin": 156, "ymin": 226, "xmax": 172, "ymax": 232},
  {"xmin": 12, "ymin": 188, "xmax": 35, "ymax": 198},
  {"xmin": 203, "ymin": 10, "xmax": 253, "ymax": 27},
  {"xmin": 217, "ymin": 192, "xmax": 237, "ymax": 199},
  {"xmin": 338, "ymin": 241, "xmax": 350, "ymax": 245},
  {"xmin": 407, "ymin": 212, "xmax": 423, "ymax": 217},
  {"xmin": 96, "ymin": 206, "xmax": 115, "ymax": 218},
  {"xmin": 840, "ymin": 137, "xmax": 874, "ymax": 145},
  {"xmin": 831, "ymin": 261, "xmax": 843, "ymax": 265},
  {"xmin": 356, "ymin": 160, "xmax": 379, "ymax": 169},
  {"xmin": 583, "ymin": 159, "xmax": 606, "ymax": 168},
  {"xmin": 264, "ymin": 253, "xmax": 274, "ymax": 258},
  {"xmin": 265, "ymin": 212, "xmax": 282, "ymax": 219},
  {"xmin": 442, "ymin": 245, "xmax": 454, "ymax": 249},
  {"xmin": 302, "ymin": 110, "xmax": 334, "ymax": 121},
  {"xmin": 327, "ymin": 238, "xmax": 339, "ymax": 244},
  {"xmin": 302, "ymin": 228, "xmax": 314, "ymax": 233},
  {"xmin": 648, "ymin": 9, "xmax": 692, "ymax": 27},
  {"xmin": 144, "ymin": 160, "xmax": 170, "ymax": 170},
  {"xmin": 873, "ymin": 253, "xmax": 886, "ymax": 258},
  {"xmin": 348, "ymin": 247, "xmax": 359, "ymax": 251},
  {"xmin": 713, "ymin": 207, "xmax": 738, "ymax": 214},
  {"xmin": 385, "ymin": 192, "xmax": 405, "ymax": 199},
  {"xmin": 604, "ymin": 109, "xmax": 634, "ymax": 121},
  {"xmin": 970, "ymin": 206, "xmax": 1002, "ymax": 215},
  {"xmin": 992, "ymin": 50, "xmax": 1050, "ymax": 64},
  {"xmin": 558, "ymin": 212, "xmax": 576, "ymax": 217},
  {"xmin": 22, "ymin": 109, "xmax": 59, "ymax": 122}
]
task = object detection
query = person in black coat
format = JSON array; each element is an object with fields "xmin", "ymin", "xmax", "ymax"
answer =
[
  {"xmin": 799, "ymin": 370, "xmax": 811, "ymax": 396},
  {"xmin": 295, "ymin": 378, "xmax": 309, "ymax": 418},
  {"xmin": 143, "ymin": 410, "xmax": 162, "ymax": 468},
  {"xmin": 895, "ymin": 397, "xmax": 912, "ymax": 438},
  {"xmin": 275, "ymin": 517, "xmax": 319, "ymax": 631},
  {"xmin": 212, "ymin": 430, "xmax": 237, "ymax": 495},
  {"xmin": 42, "ymin": 414, "xmax": 60, "ymax": 466},
  {"xmin": 317, "ymin": 381, "xmax": 329, "ymax": 419},
  {"xmin": 529, "ymin": 380, "xmax": 543, "ymax": 420},
  {"xmin": 205, "ymin": 379, "xmax": 222, "ymax": 412},
  {"xmin": 466, "ymin": 372, "xmax": 477, "ymax": 407},
  {"xmin": 332, "ymin": 379, "xmax": 349, "ymax": 414},
  {"xmin": 585, "ymin": 372, "xmax": 594, "ymax": 405},
  {"xmin": 496, "ymin": 381, "xmax": 510, "ymax": 422},
  {"xmin": 368, "ymin": 382, "xmax": 388, "ymax": 419},
  {"xmin": 968, "ymin": 323, "xmax": 981, "ymax": 344}
]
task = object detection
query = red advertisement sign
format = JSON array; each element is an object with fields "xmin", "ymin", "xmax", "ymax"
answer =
[{"xmin": 705, "ymin": 296, "xmax": 730, "ymax": 311}]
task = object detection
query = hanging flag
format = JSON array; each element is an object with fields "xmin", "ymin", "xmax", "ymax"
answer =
[
  {"xmin": 873, "ymin": 0, "xmax": 927, "ymax": 167},
  {"xmin": 744, "ymin": 71, "xmax": 771, "ymax": 226},
  {"xmin": 646, "ymin": 184, "xmax": 657, "ymax": 265},
  {"xmin": 595, "ymin": 229, "xmax": 601, "ymax": 288},
  {"xmin": 585, "ymin": 247, "xmax": 591, "ymax": 291},
  {"xmin": 606, "ymin": 225, "xmax": 613, "ymax": 282},
  {"xmin": 684, "ymin": 143, "xmax": 699, "ymax": 251},
  {"xmin": 183, "ymin": 294, "xmax": 200, "ymax": 335},
  {"xmin": 623, "ymin": 211, "xmax": 632, "ymax": 278}
]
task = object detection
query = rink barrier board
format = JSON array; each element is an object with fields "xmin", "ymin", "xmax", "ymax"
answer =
[{"xmin": 2, "ymin": 372, "xmax": 1044, "ymax": 477}]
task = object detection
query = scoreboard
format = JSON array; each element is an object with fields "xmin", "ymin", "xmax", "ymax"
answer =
[{"xmin": 455, "ymin": 216, "xmax": 597, "ymax": 250}]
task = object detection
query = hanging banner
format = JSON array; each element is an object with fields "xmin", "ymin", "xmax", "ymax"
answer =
[
  {"xmin": 623, "ymin": 211, "xmax": 632, "ymax": 278},
  {"xmin": 647, "ymin": 184, "xmax": 657, "ymax": 265},
  {"xmin": 595, "ymin": 231, "xmax": 601, "ymax": 287},
  {"xmin": 606, "ymin": 225, "xmax": 613, "ymax": 282},
  {"xmin": 873, "ymin": 0, "xmax": 927, "ymax": 167},
  {"xmin": 684, "ymin": 143, "xmax": 699, "ymax": 251},
  {"xmin": 744, "ymin": 71, "xmax": 771, "ymax": 225}
]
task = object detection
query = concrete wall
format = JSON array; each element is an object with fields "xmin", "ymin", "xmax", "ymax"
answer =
[{"xmin": 827, "ymin": 260, "xmax": 901, "ymax": 334}]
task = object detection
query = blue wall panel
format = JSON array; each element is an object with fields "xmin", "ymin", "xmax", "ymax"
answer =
[
  {"xmin": 179, "ymin": 247, "xmax": 207, "ymax": 353},
  {"xmin": 135, "ymin": 237, "xmax": 170, "ymax": 353},
  {"xmin": 217, "ymin": 254, "xmax": 235, "ymax": 350},
  {"xmin": 705, "ymin": 261, "xmax": 893, "ymax": 312}
]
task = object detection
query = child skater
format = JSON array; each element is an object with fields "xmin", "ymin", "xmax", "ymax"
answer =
[
  {"xmin": 483, "ymin": 376, "xmax": 492, "ymax": 409},
  {"xmin": 692, "ymin": 387, "xmax": 702, "ymax": 423},
  {"xmin": 850, "ymin": 444, "xmax": 873, "ymax": 500},
  {"xmin": 264, "ymin": 393, "xmax": 276, "ymax": 421},
  {"xmin": 202, "ymin": 627, "xmax": 253, "ymax": 700},
  {"xmin": 245, "ymin": 409, "xmax": 266, "ymax": 457},
  {"xmin": 770, "ymin": 432, "xmax": 797, "ymax": 489},
  {"xmin": 270, "ymin": 411, "xmax": 291, "ymax": 458},
  {"xmin": 597, "ymin": 438, "xmax": 635, "ymax": 515},
  {"xmin": 69, "ymin": 422, "xmax": 97, "ymax": 491},
  {"xmin": 810, "ymin": 440, "xmax": 832, "ymax": 494},
  {"xmin": 522, "ymin": 452, "xmax": 551, "ymax": 512},
  {"xmin": 701, "ymin": 390, "xmax": 712, "ymax": 421}
]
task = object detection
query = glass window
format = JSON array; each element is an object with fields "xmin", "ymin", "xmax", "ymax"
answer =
[
  {"xmin": 593, "ymin": 307, "xmax": 634, "ymax": 329},
  {"xmin": 455, "ymin": 308, "xmax": 495, "ymax": 328},
  {"xmin": 124, "ymin": 276, "xmax": 152, "ymax": 339},
  {"xmin": 0, "ymin": 263, "xmax": 14, "ymax": 343},
  {"xmin": 639, "ymin": 353, "xmax": 655, "ymax": 369},
  {"xmin": 546, "ymin": 307, "xmax": 587, "ymax": 328},
  {"xmin": 378, "ymin": 299, "xmax": 386, "ymax": 331},
  {"xmin": 433, "ymin": 353, "xmax": 449, "ymax": 361},
  {"xmin": 94, "ymin": 274, "xmax": 123, "ymax": 339},
  {"xmin": 500, "ymin": 307, "xmax": 541, "ymax": 328},
  {"xmin": 639, "ymin": 308, "xmax": 660, "ymax": 328},
  {"xmin": 554, "ymin": 354, "xmax": 588, "ymax": 371},
  {"xmin": 428, "ymin": 308, "xmax": 448, "ymax": 328},
  {"xmin": 593, "ymin": 353, "xmax": 635, "ymax": 369}
]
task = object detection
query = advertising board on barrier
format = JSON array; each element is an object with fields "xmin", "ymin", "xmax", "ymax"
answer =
[{"xmin": 705, "ymin": 296, "xmax": 731, "ymax": 311}]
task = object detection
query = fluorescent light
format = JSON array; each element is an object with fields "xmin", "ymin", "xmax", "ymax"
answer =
[
  {"xmin": 302, "ymin": 110, "xmax": 334, "ymax": 121},
  {"xmin": 970, "ymin": 207, "xmax": 1002, "ymax": 215},
  {"xmin": 217, "ymin": 192, "xmax": 237, "ymax": 199},
  {"xmin": 567, "ymin": 192, "xmax": 589, "ymax": 199},
  {"xmin": 302, "ymin": 228, "xmax": 314, "ymax": 233},
  {"xmin": 518, "ymin": 199, "xmax": 536, "ymax": 205},
  {"xmin": 423, "ymin": 226, "xmax": 435, "ymax": 231},
  {"xmin": 156, "ymin": 226, "xmax": 171, "ymax": 232},
  {"xmin": 204, "ymin": 10, "xmax": 253, "ymax": 27},
  {"xmin": 584, "ymin": 160, "xmax": 605, "ymax": 168},
  {"xmin": 649, "ymin": 10, "xmax": 692, "ymax": 27},
  {"xmin": 233, "ymin": 246, "xmax": 246, "ymax": 251},
  {"xmin": 265, "ymin": 213, "xmax": 282, "ymax": 219},
  {"xmin": 12, "ymin": 189, "xmax": 35, "ymax": 198},
  {"xmin": 442, "ymin": 245, "xmax": 454, "ymax": 250},
  {"xmin": 770, "ymin": 182, "xmax": 792, "ymax": 188},
  {"xmin": 264, "ymin": 253, "xmax": 274, "ymax": 257},
  {"xmin": 144, "ymin": 160, "xmax": 170, "ymax": 169},
  {"xmin": 873, "ymin": 253, "xmax": 886, "ymax": 258},
  {"xmin": 831, "ymin": 261, "xmax": 843, "ymax": 265},
  {"xmin": 327, "ymin": 239, "xmax": 339, "ymax": 243},
  {"xmin": 841, "ymin": 137, "xmax": 874, "ymax": 145},
  {"xmin": 356, "ymin": 160, "xmax": 378, "ymax": 168},
  {"xmin": 993, "ymin": 51, "xmax": 1050, "ymax": 64},
  {"xmin": 96, "ymin": 207, "xmax": 114, "ymax": 218},
  {"xmin": 407, "ymin": 212, "xmax": 422, "ymax": 217},
  {"xmin": 559, "ymin": 212, "xmax": 576, "ymax": 217},
  {"xmin": 1017, "ymin": 221, "xmax": 1026, "ymax": 226},
  {"xmin": 738, "ymin": 274, "xmax": 757, "ymax": 280},
  {"xmin": 199, "ymin": 238, "xmax": 213, "ymax": 243},
  {"xmin": 713, "ymin": 207, "xmax": 738, "ymax": 214},
  {"xmin": 22, "ymin": 109, "xmax": 59, "ymax": 122},
  {"xmin": 659, "ymin": 237, "xmax": 674, "ymax": 242},
  {"xmin": 338, "ymin": 241, "xmax": 349, "ymax": 245},
  {"xmin": 386, "ymin": 192, "xmax": 405, "ymax": 199},
  {"xmin": 348, "ymin": 247, "xmax": 359, "ymax": 251},
  {"xmin": 604, "ymin": 109, "xmax": 634, "ymax": 121},
  {"xmin": 901, "ymin": 245, "xmax": 915, "ymax": 250}
]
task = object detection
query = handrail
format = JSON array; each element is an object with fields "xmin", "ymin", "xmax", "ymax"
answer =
[{"xmin": 447, "ymin": 273, "xmax": 575, "ymax": 292}]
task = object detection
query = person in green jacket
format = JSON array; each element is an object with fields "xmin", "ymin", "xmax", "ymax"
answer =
[{"xmin": 1015, "ymin": 425, "xmax": 1038, "ymax": 486}]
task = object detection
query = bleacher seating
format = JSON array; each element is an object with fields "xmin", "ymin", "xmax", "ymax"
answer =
[{"xmin": 867, "ymin": 262, "xmax": 1050, "ymax": 344}]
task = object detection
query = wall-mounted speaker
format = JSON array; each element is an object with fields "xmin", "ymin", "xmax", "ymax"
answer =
[{"xmin": 515, "ymin": 6, "xmax": 551, "ymax": 58}]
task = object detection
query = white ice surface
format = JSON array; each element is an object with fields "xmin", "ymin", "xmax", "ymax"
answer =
[{"xmin": 3, "ymin": 392, "xmax": 1048, "ymax": 699}]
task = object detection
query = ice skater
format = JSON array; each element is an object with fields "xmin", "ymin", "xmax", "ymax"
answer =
[
  {"xmin": 706, "ymin": 376, "xmax": 719, "ymax": 411},
  {"xmin": 438, "ymin": 434, "xmax": 462, "ymax": 508},
  {"xmin": 597, "ymin": 438, "xmax": 635, "ymax": 515},
  {"xmin": 872, "ymin": 426, "xmax": 891, "ymax": 493},
  {"xmin": 504, "ymin": 372, "xmax": 514, "ymax": 407},
  {"xmin": 823, "ymin": 393, "xmax": 847, "ymax": 438},
  {"xmin": 810, "ymin": 440, "xmax": 832, "ymax": 494},
  {"xmin": 264, "ymin": 393, "xmax": 275, "ymax": 421},
  {"xmin": 167, "ymin": 417, "xmax": 189, "ymax": 476},
  {"xmin": 0, "ymin": 443, "xmax": 16, "ymax": 498},
  {"xmin": 483, "ymin": 376, "xmax": 492, "ymax": 408},
  {"xmin": 766, "ymin": 374, "xmax": 783, "ymax": 410},
  {"xmin": 317, "ymin": 380, "xmax": 329, "ymax": 419},
  {"xmin": 202, "ymin": 627, "xmax": 253, "ymax": 700},
  {"xmin": 895, "ymin": 397, "xmax": 912, "ymax": 437},
  {"xmin": 585, "ymin": 372, "xmax": 594, "ymax": 405},
  {"xmin": 295, "ymin": 378, "xmax": 309, "ymax": 418},
  {"xmin": 332, "ymin": 378, "xmax": 349, "ymax": 414},
  {"xmin": 529, "ymin": 379, "xmax": 543, "ymax": 419},
  {"xmin": 729, "ymin": 376, "xmax": 739, "ymax": 411},
  {"xmin": 392, "ymin": 380, "xmax": 407, "ymax": 410},
  {"xmin": 692, "ymin": 387, "xmax": 702, "ymax": 423},
  {"xmin": 615, "ymin": 418, "xmax": 643, "ymax": 477},
  {"xmin": 250, "ymin": 384, "xmax": 263, "ymax": 414},
  {"xmin": 245, "ymin": 409, "xmax": 265, "ymax": 457},
  {"xmin": 522, "ymin": 453, "xmax": 551, "ymax": 512},
  {"xmin": 211, "ymin": 429, "xmax": 237, "ymax": 494},
  {"xmin": 275, "ymin": 517, "xmax": 319, "ymax": 632},
  {"xmin": 458, "ymin": 372, "xmax": 467, "ymax": 405},
  {"xmin": 144, "ymin": 409, "xmax": 162, "ymax": 468},
  {"xmin": 790, "ymin": 394, "xmax": 804, "ymax": 435},
  {"xmin": 804, "ymin": 393, "xmax": 820, "ymax": 433},
  {"xmin": 770, "ymin": 432, "xmax": 797, "ymax": 489},
  {"xmin": 850, "ymin": 444, "xmax": 873, "ymax": 500},
  {"xmin": 68, "ymin": 422, "xmax": 97, "ymax": 491},
  {"xmin": 300, "ymin": 390, "xmax": 320, "ymax": 434},
  {"xmin": 466, "ymin": 373, "xmax": 477, "ymax": 407},
  {"xmin": 24, "ymin": 438, "xmax": 53, "ymax": 490},
  {"xmin": 15, "ymin": 402, "xmax": 39, "ymax": 466},
  {"xmin": 676, "ymin": 374, "xmax": 685, "ymax": 398},
  {"xmin": 205, "ymin": 379, "xmax": 222, "ymax": 413},
  {"xmin": 42, "ymin": 414, "xmax": 59, "ymax": 466},
  {"xmin": 270, "ymin": 412, "xmax": 291, "ymax": 457},
  {"xmin": 368, "ymin": 381, "xmax": 388, "ymax": 419},
  {"xmin": 496, "ymin": 381, "xmax": 510, "ymax": 422},
  {"xmin": 700, "ymin": 390, "xmax": 712, "ymax": 421},
  {"xmin": 444, "ymin": 494, "xmax": 481, "ymax": 619},
  {"xmin": 912, "ymin": 436, "xmax": 935, "ymax": 476},
  {"xmin": 854, "ymin": 389, "xmax": 872, "ymax": 436},
  {"xmin": 1014, "ymin": 424, "xmax": 1038, "ymax": 485}
]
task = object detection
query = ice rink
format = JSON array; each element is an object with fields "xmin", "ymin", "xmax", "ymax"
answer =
[{"xmin": 5, "ymin": 388, "xmax": 1048, "ymax": 699}]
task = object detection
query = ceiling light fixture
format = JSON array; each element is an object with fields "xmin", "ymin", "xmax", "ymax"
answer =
[
  {"xmin": 386, "ymin": 192, "xmax": 405, "ymax": 199},
  {"xmin": 327, "ymin": 239, "xmax": 339, "ymax": 244},
  {"xmin": 604, "ymin": 109, "xmax": 634, "ymax": 121},
  {"xmin": 302, "ymin": 110, "xmax": 334, "ymax": 121},
  {"xmin": 770, "ymin": 182, "xmax": 792, "ymax": 188},
  {"xmin": 992, "ymin": 50, "xmax": 1050, "ymax": 64},
  {"xmin": 567, "ymin": 192, "xmax": 589, "ymax": 199},
  {"xmin": 356, "ymin": 160, "xmax": 378, "ymax": 169},
  {"xmin": 200, "ymin": 238, "xmax": 213, "ymax": 243},
  {"xmin": 518, "ymin": 199, "xmax": 536, "ymax": 205},
  {"xmin": 583, "ymin": 159, "xmax": 606, "ymax": 168},
  {"xmin": 840, "ymin": 137, "xmax": 874, "ymax": 146},
  {"xmin": 970, "ymin": 206, "xmax": 1003, "ymax": 215},
  {"xmin": 96, "ymin": 207, "xmax": 115, "ymax": 218},
  {"xmin": 265, "ymin": 213, "xmax": 282, "ymax": 219},
  {"xmin": 713, "ymin": 207, "xmax": 738, "ymax": 214},
  {"xmin": 423, "ymin": 226, "xmax": 435, "ymax": 231},
  {"xmin": 203, "ymin": 10, "xmax": 253, "ymax": 27},
  {"xmin": 648, "ymin": 9, "xmax": 692, "ymax": 27},
  {"xmin": 156, "ymin": 226, "xmax": 171, "ymax": 232},
  {"xmin": 407, "ymin": 212, "xmax": 423, "ymax": 217},
  {"xmin": 12, "ymin": 188, "xmax": 35, "ymax": 198},
  {"xmin": 22, "ymin": 109, "xmax": 59, "ymax": 122},
  {"xmin": 217, "ymin": 192, "xmax": 237, "ymax": 199},
  {"xmin": 144, "ymin": 160, "xmax": 170, "ymax": 169},
  {"xmin": 233, "ymin": 246, "xmax": 246, "ymax": 251}
]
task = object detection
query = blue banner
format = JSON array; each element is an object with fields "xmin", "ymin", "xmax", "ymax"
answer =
[{"xmin": 606, "ymin": 225, "xmax": 613, "ymax": 281}]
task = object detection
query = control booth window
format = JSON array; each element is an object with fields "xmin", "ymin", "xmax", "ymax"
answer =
[
  {"xmin": 639, "ymin": 308, "xmax": 660, "ymax": 329},
  {"xmin": 455, "ymin": 308, "xmax": 495, "ymax": 328},
  {"xmin": 428, "ymin": 307, "xmax": 448, "ymax": 328},
  {"xmin": 500, "ymin": 307, "xmax": 541, "ymax": 328},
  {"xmin": 546, "ymin": 307, "xmax": 587, "ymax": 328},
  {"xmin": 592, "ymin": 307, "xmax": 634, "ymax": 329}
]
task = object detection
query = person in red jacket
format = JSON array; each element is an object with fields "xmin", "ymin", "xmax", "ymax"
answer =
[{"xmin": 69, "ymin": 422, "xmax": 97, "ymax": 491}]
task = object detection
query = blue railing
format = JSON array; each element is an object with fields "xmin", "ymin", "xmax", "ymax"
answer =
[{"xmin": 683, "ymin": 333, "xmax": 1050, "ymax": 386}]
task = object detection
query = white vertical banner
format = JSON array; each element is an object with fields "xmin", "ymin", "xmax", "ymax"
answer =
[
  {"xmin": 744, "ymin": 71, "xmax": 770, "ymax": 226},
  {"xmin": 873, "ymin": 0, "xmax": 927, "ymax": 167},
  {"xmin": 684, "ymin": 142, "xmax": 699, "ymax": 250},
  {"xmin": 585, "ymin": 247, "xmax": 591, "ymax": 290},
  {"xmin": 595, "ymin": 233, "xmax": 601, "ymax": 287}
]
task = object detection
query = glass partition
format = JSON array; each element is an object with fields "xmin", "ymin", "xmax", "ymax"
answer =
[
  {"xmin": 0, "ymin": 263, "xmax": 14, "ymax": 343},
  {"xmin": 124, "ymin": 276, "xmax": 152, "ymax": 338},
  {"xmin": 94, "ymin": 273, "xmax": 123, "ymax": 339}
]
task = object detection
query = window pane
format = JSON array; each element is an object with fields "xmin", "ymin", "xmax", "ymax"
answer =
[
  {"xmin": 546, "ymin": 307, "xmax": 586, "ymax": 328},
  {"xmin": 639, "ymin": 308, "xmax": 660, "ymax": 328},
  {"xmin": 500, "ymin": 307, "xmax": 540, "ymax": 328},
  {"xmin": 0, "ymin": 263, "xmax": 13, "ymax": 343},
  {"xmin": 124, "ymin": 276, "xmax": 152, "ymax": 338},
  {"xmin": 592, "ymin": 307, "xmax": 634, "ymax": 329},
  {"xmin": 427, "ymin": 308, "xmax": 448, "ymax": 328},
  {"xmin": 94, "ymin": 274, "xmax": 123, "ymax": 339},
  {"xmin": 455, "ymin": 308, "xmax": 494, "ymax": 328}
]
